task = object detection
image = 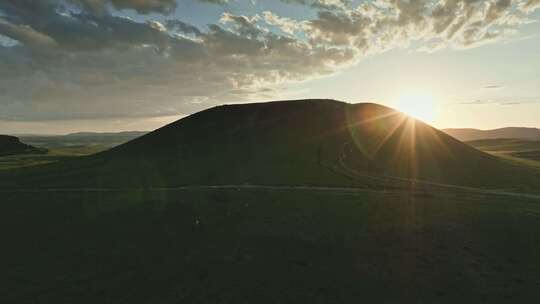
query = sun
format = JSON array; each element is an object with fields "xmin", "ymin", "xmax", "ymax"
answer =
[{"xmin": 394, "ymin": 91, "xmax": 436, "ymax": 123}]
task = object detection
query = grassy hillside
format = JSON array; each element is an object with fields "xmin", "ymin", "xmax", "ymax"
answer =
[
  {"xmin": 466, "ymin": 138, "xmax": 540, "ymax": 166},
  {"xmin": 0, "ymin": 135, "xmax": 46, "ymax": 157},
  {"xmin": 511, "ymin": 150, "xmax": 540, "ymax": 161},
  {"xmin": 4, "ymin": 100, "xmax": 538, "ymax": 192},
  {"xmin": 467, "ymin": 138, "xmax": 540, "ymax": 152},
  {"xmin": 3, "ymin": 100, "xmax": 540, "ymax": 303},
  {"xmin": 0, "ymin": 146, "xmax": 111, "ymax": 171},
  {"xmin": 444, "ymin": 127, "xmax": 540, "ymax": 141}
]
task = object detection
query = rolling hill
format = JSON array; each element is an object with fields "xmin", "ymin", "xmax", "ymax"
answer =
[
  {"xmin": 444, "ymin": 127, "xmax": 540, "ymax": 141},
  {"xmin": 4, "ymin": 99, "xmax": 538, "ymax": 192},
  {"xmin": 465, "ymin": 138, "xmax": 540, "ymax": 165},
  {"xmin": 0, "ymin": 132, "xmax": 145, "ymax": 171},
  {"xmin": 466, "ymin": 138, "xmax": 540, "ymax": 152},
  {"xmin": 0, "ymin": 135, "xmax": 46, "ymax": 156},
  {"xmin": 3, "ymin": 100, "xmax": 540, "ymax": 303}
]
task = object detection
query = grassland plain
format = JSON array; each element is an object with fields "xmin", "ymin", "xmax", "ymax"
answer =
[
  {"xmin": 443, "ymin": 128, "xmax": 540, "ymax": 142},
  {"xmin": 466, "ymin": 138, "xmax": 540, "ymax": 166},
  {"xmin": 0, "ymin": 131, "xmax": 144, "ymax": 170},
  {"xmin": 0, "ymin": 146, "xmax": 109, "ymax": 171},
  {"xmin": 467, "ymin": 138, "xmax": 540, "ymax": 152},
  {"xmin": 2, "ymin": 100, "xmax": 540, "ymax": 303},
  {"xmin": 2, "ymin": 188, "xmax": 540, "ymax": 303}
]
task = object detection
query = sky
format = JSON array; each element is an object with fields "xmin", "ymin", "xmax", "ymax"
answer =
[{"xmin": 0, "ymin": 0, "xmax": 539, "ymax": 134}]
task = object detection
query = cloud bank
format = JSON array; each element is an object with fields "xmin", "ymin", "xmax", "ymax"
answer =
[{"xmin": 0, "ymin": 0, "xmax": 538, "ymax": 121}]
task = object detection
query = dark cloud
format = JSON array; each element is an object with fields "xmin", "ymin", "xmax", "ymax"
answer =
[
  {"xmin": 67, "ymin": 0, "xmax": 178, "ymax": 15},
  {"xmin": 0, "ymin": 0, "xmax": 177, "ymax": 17},
  {"xmin": 108, "ymin": 0, "xmax": 177, "ymax": 14},
  {"xmin": 166, "ymin": 19, "xmax": 203, "ymax": 36},
  {"xmin": 0, "ymin": 20, "xmax": 58, "ymax": 50},
  {"xmin": 0, "ymin": 4, "xmax": 356, "ymax": 121},
  {"xmin": 0, "ymin": 3, "xmax": 171, "ymax": 53}
]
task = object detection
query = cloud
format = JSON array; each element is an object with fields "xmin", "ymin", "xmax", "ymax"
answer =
[
  {"xmin": 280, "ymin": 0, "xmax": 350, "ymax": 10},
  {"xmin": 457, "ymin": 99, "xmax": 532, "ymax": 106},
  {"xmin": 458, "ymin": 99, "xmax": 493, "ymax": 105},
  {"xmin": 303, "ymin": 0, "xmax": 529, "ymax": 51},
  {"xmin": 0, "ymin": 0, "xmax": 538, "ymax": 122},
  {"xmin": 262, "ymin": 11, "xmax": 304, "ymax": 35},
  {"xmin": 0, "ymin": 19, "xmax": 58, "ymax": 50},
  {"xmin": 68, "ymin": 0, "xmax": 178, "ymax": 15},
  {"xmin": 520, "ymin": 0, "xmax": 540, "ymax": 13},
  {"xmin": 198, "ymin": 0, "xmax": 229, "ymax": 4},
  {"xmin": 483, "ymin": 84, "xmax": 505, "ymax": 89},
  {"xmin": 500, "ymin": 101, "xmax": 521, "ymax": 105},
  {"xmin": 0, "ymin": 5, "xmax": 356, "ymax": 120},
  {"xmin": 165, "ymin": 19, "xmax": 203, "ymax": 36}
]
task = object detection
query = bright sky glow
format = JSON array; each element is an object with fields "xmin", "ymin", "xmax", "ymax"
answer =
[{"xmin": 393, "ymin": 91, "xmax": 437, "ymax": 124}]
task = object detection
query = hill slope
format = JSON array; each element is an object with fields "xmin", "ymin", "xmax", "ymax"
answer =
[
  {"xmin": 6, "ymin": 99, "xmax": 537, "ymax": 191},
  {"xmin": 102, "ymin": 100, "xmax": 493, "ymax": 185},
  {"xmin": 444, "ymin": 127, "xmax": 540, "ymax": 141},
  {"xmin": 465, "ymin": 138, "xmax": 540, "ymax": 165},
  {"xmin": 466, "ymin": 138, "xmax": 540, "ymax": 152},
  {"xmin": 0, "ymin": 135, "xmax": 46, "ymax": 156}
]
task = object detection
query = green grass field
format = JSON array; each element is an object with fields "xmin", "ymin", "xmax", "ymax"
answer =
[
  {"xmin": 0, "ymin": 145, "xmax": 109, "ymax": 170},
  {"xmin": 0, "ymin": 132, "xmax": 134, "ymax": 170},
  {"xmin": 466, "ymin": 138, "xmax": 540, "ymax": 152},
  {"xmin": 467, "ymin": 138, "xmax": 540, "ymax": 166},
  {"xmin": 2, "ymin": 188, "xmax": 540, "ymax": 303}
]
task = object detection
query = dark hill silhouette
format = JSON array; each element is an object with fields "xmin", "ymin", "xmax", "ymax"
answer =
[
  {"xmin": 103, "ymin": 100, "xmax": 490, "ymax": 183},
  {"xmin": 444, "ymin": 127, "xmax": 540, "ymax": 141},
  {"xmin": 3, "ymin": 99, "xmax": 536, "ymax": 190},
  {"xmin": 0, "ymin": 135, "xmax": 46, "ymax": 156},
  {"xmin": 4, "ymin": 101, "xmax": 540, "ymax": 304}
]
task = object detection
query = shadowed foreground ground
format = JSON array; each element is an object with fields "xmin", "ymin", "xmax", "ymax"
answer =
[{"xmin": 2, "ymin": 187, "xmax": 540, "ymax": 303}]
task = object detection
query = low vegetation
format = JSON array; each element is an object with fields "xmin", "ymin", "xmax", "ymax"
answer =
[
  {"xmin": 0, "ymin": 135, "xmax": 46, "ymax": 157},
  {"xmin": 2, "ymin": 100, "xmax": 540, "ymax": 303},
  {"xmin": 466, "ymin": 138, "xmax": 540, "ymax": 167},
  {"xmin": 2, "ymin": 188, "xmax": 540, "ymax": 303}
]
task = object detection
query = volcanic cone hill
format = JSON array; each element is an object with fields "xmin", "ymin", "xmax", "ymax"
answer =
[{"xmin": 3, "ymin": 100, "xmax": 537, "ymax": 190}]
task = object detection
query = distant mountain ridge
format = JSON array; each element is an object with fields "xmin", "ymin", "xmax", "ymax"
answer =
[
  {"xmin": 64, "ymin": 131, "xmax": 147, "ymax": 137},
  {"xmin": 443, "ymin": 127, "xmax": 540, "ymax": 141}
]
